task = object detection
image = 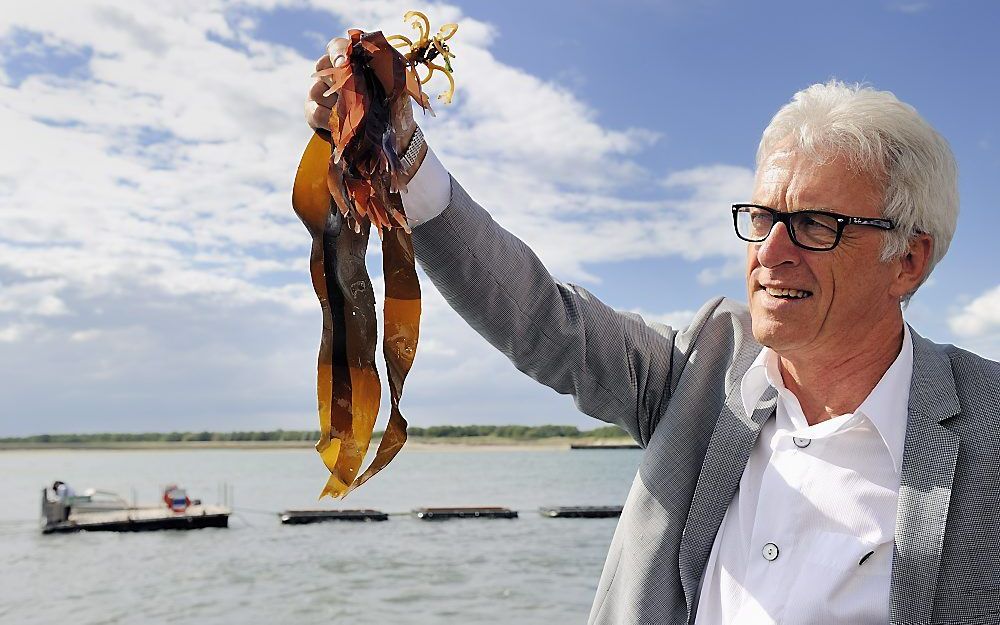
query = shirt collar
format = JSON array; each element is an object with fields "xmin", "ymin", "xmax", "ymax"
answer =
[
  {"xmin": 740, "ymin": 324, "xmax": 913, "ymax": 474},
  {"xmin": 855, "ymin": 323, "xmax": 913, "ymax": 474},
  {"xmin": 740, "ymin": 347, "xmax": 775, "ymax": 421}
]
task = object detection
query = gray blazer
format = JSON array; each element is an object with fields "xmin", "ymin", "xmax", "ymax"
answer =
[{"xmin": 411, "ymin": 179, "xmax": 1000, "ymax": 625}]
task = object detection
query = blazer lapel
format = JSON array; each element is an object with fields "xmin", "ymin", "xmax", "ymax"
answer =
[
  {"xmin": 889, "ymin": 328, "xmax": 961, "ymax": 625},
  {"xmin": 678, "ymin": 384, "xmax": 777, "ymax": 622}
]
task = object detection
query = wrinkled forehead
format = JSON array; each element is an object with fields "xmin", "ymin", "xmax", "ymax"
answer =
[{"xmin": 752, "ymin": 145, "xmax": 885, "ymax": 214}]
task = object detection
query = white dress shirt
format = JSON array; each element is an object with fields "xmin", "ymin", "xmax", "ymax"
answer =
[
  {"xmin": 399, "ymin": 139, "xmax": 915, "ymax": 624},
  {"xmin": 695, "ymin": 325, "xmax": 913, "ymax": 624},
  {"xmin": 399, "ymin": 144, "xmax": 451, "ymax": 225}
]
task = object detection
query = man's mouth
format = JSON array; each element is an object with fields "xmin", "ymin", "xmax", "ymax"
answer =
[{"xmin": 762, "ymin": 286, "xmax": 813, "ymax": 299}]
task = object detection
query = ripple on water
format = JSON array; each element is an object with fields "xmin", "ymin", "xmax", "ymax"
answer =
[{"xmin": 2, "ymin": 448, "xmax": 641, "ymax": 624}]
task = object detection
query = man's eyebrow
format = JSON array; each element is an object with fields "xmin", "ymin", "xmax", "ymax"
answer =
[
  {"xmin": 747, "ymin": 202, "xmax": 833, "ymax": 213},
  {"xmin": 787, "ymin": 206, "xmax": 832, "ymax": 212}
]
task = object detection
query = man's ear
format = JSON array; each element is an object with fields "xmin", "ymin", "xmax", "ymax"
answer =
[{"xmin": 890, "ymin": 233, "xmax": 933, "ymax": 299}]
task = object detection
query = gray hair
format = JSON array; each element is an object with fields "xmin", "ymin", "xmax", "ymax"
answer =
[{"xmin": 757, "ymin": 80, "xmax": 959, "ymax": 298}]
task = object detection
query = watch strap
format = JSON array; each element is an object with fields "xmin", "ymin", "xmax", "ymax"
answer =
[{"xmin": 399, "ymin": 126, "xmax": 425, "ymax": 172}]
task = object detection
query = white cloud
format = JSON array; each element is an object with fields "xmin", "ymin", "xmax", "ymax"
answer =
[
  {"xmin": 628, "ymin": 308, "xmax": 697, "ymax": 330},
  {"xmin": 697, "ymin": 260, "xmax": 746, "ymax": 285},
  {"xmin": 949, "ymin": 284, "xmax": 1000, "ymax": 337},
  {"xmin": 0, "ymin": 1, "xmax": 754, "ymax": 435},
  {"xmin": 0, "ymin": 323, "xmax": 39, "ymax": 342},
  {"xmin": 69, "ymin": 329, "xmax": 102, "ymax": 342},
  {"xmin": 0, "ymin": 279, "xmax": 70, "ymax": 316}
]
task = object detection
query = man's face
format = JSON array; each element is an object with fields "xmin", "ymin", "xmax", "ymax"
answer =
[{"xmin": 746, "ymin": 148, "xmax": 900, "ymax": 357}]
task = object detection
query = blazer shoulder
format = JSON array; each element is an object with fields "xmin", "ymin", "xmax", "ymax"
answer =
[
  {"xmin": 921, "ymin": 339, "xmax": 1000, "ymax": 429},
  {"xmin": 944, "ymin": 344, "xmax": 1000, "ymax": 421},
  {"xmin": 676, "ymin": 296, "xmax": 752, "ymax": 347},
  {"xmin": 670, "ymin": 296, "xmax": 760, "ymax": 392}
]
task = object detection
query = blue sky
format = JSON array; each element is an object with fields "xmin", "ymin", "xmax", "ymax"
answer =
[{"xmin": 0, "ymin": 0, "xmax": 997, "ymax": 436}]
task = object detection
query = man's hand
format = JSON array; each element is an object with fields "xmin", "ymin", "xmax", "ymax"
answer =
[{"xmin": 304, "ymin": 37, "xmax": 418, "ymax": 158}]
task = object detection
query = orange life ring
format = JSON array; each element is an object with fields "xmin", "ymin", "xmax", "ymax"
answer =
[{"xmin": 163, "ymin": 485, "xmax": 191, "ymax": 512}]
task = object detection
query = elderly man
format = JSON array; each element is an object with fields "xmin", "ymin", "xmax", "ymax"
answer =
[{"xmin": 307, "ymin": 75, "xmax": 999, "ymax": 624}]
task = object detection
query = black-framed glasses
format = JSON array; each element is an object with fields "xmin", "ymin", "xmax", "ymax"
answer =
[{"xmin": 732, "ymin": 203, "xmax": 895, "ymax": 251}]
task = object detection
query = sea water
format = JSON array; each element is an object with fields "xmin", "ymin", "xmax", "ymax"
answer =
[{"xmin": 0, "ymin": 447, "xmax": 641, "ymax": 624}]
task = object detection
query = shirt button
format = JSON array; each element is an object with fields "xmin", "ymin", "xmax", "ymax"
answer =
[
  {"xmin": 762, "ymin": 542, "xmax": 780, "ymax": 561},
  {"xmin": 793, "ymin": 437, "xmax": 811, "ymax": 448}
]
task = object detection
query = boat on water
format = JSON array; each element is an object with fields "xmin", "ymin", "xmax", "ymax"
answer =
[
  {"xmin": 59, "ymin": 488, "xmax": 131, "ymax": 513},
  {"xmin": 40, "ymin": 485, "xmax": 230, "ymax": 534}
]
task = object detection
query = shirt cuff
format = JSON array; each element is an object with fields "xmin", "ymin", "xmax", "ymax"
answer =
[{"xmin": 400, "ymin": 145, "xmax": 450, "ymax": 227}]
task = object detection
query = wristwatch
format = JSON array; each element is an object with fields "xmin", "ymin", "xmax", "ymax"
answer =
[{"xmin": 399, "ymin": 125, "xmax": 426, "ymax": 177}]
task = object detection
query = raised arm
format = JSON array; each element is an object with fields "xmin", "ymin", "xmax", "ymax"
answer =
[
  {"xmin": 305, "ymin": 51, "xmax": 713, "ymax": 445},
  {"xmin": 415, "ymin": 178, "xmax": 686, "ymax": 444}
]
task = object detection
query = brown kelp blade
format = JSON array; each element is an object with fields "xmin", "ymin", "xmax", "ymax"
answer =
[
  {"xmin": 292, "ymin": 14, "xmax": 456, "ymax": 497},
  {"xmin": 292, "ymin": 134, "xmax": 334, "ymax": 236},
  {"xmin": 293, "ymin": 134, "xmax": 343, "ymax": 480},
  {"xmin": 294, "ymin": 134, "xmax": 415, "ymax": 499},
  {"xmin": 344, "ymin": 216, "xmax": 420, "ymax": 495},
  {"xmin": 321, "ymin": 218, "xmax": 381, "ymax": 498},
  {"xmin": 293, "ymin": 135, "xmax": 386, "ymax": 499}
]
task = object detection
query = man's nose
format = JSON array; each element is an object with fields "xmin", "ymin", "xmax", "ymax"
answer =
[{"xmin": 755, "ymin": 221, "xmax": 801, "ymax": 268}]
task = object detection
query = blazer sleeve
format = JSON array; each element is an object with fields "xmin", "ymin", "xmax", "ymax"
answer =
[{"xmin": 411, "ymin": 177, "xmax": 720, "ymax": 446}]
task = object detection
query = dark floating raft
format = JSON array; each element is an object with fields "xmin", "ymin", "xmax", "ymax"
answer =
[
  {"xmin": 412, "ymin": 507, "xmax": 518, "ymax": 520},
  {"xmin": 278, "ymin": 506, "xmax": 624, "ymax": 524},
  {"xmin": 280, "ymin": 509, "xmax": 389, "ymax": 524},
  {"xmin": 569, "ymin": 443, "xmax": 641, "ymax": 450},
  {"xmin": 539, "ymin": 505, "xmax": 624, "ymax": 519}
]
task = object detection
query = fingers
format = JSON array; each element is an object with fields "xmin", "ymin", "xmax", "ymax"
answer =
[
  {"xmin": 304, "ymin": 100, "xmax": 332, "ymax": 132},
  {"xmin": 326, "ymin": 37, "xmax": 350, "ymax": 69},
  {"xmin": 314, "ymin": 36, "xmax": 349, "ymax": 72},
  {"xmin": 308, "ymin": 36, "xmax": 350, "ymax": 125},
  {"xmin": 308, "ymin": 54, "xmax": 336, "ymax": 131},
  {"xmin": 309, "ymin": 80, "xmax": 337, "ymax": 109}
]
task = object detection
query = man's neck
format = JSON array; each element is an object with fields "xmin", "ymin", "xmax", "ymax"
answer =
[{"xmin": 778, "ymin": 320, "xmax": 906, "ymax": 426}]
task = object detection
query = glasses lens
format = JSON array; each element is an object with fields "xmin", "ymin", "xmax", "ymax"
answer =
[
  {"xmin": 736, "ymin": 206, "xmax": 773, "ymax": 241},
  {"xmin": 789, "ymin": 211, "xmax": 840, "ymax": 249}
]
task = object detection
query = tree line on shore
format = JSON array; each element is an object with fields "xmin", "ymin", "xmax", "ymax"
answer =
[{"xmin": 1, "ymin": 424, "xmax": 628, "ymax": 444}]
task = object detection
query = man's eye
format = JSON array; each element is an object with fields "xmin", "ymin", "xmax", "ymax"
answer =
[{"xmin": 800, "ymin": 216, "xmax": 836, "ymax": 232}]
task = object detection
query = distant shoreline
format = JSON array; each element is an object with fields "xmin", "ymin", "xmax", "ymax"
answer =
[{"xmin": 0, "ymin": 436, "xmax": 639, "ymax": 452}]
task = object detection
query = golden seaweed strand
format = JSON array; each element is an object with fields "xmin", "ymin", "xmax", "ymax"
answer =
[{"xmin": 386, "ymin": 11, "xmax": 458, "ymax": 103}]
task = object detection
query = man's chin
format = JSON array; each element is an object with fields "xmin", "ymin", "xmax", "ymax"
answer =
[{"xmin": 749, "ymin": 311, "xmax": 807, "ymax": 351}]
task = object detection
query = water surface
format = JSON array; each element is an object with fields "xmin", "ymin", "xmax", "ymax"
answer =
[{"xmin": 0, "ymin": 447, "xmax": 642, "ymax": 624}]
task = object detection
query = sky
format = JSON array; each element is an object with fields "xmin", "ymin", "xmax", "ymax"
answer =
[{"xmin": 0, "ymin": 0, "xmax": 997, "ymax": 436}]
